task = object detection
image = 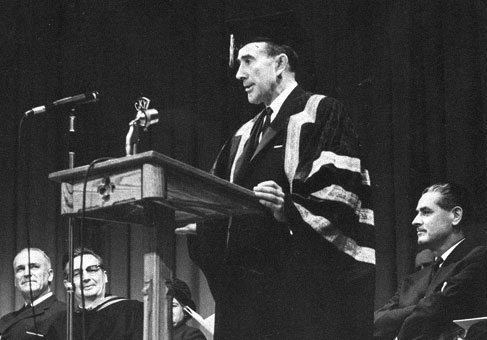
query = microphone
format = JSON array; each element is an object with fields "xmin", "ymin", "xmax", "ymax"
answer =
[
  {"xmin": 131, "ymin": 97, "xmax": 159, "ymax": 129},
  {"xmin": 24, "ymin": 91, "xmax": 100, "ymax": 116},
  {"xmin": 125, "ymin": 97, "xmax": 159, "ymax": 156}
]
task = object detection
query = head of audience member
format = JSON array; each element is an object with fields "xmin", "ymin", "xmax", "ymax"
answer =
[
  {"xmin": 167, "ymin": 278, "xmax": 197, "ymax": 328},
  {"xmin": 65, "ymin": 247, "xmax": 108, "ymax": 308},
  {"xmin": 414, "ymin": 248, "xmax": 435, "ymax": 271},
  {"xmin": 412, "ymin": 182, "xmax": 472, "ymax": 256},
  {"xmin": 13, "ymin": 248, "xmax": 53, "ymax": 303}
]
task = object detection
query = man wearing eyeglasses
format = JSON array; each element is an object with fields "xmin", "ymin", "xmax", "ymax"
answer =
[
  {"xmin": 0, "ymin": 248, "xmax": 66, "ymax": 339},
  {"xmin": 46, "ymin": 247, "xmax": 143, "ymax": 340}
]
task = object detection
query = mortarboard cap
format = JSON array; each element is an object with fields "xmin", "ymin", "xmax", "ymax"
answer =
[{"xmin": 226, "ymin": 10, "xmax": 304, "ymax": 69}]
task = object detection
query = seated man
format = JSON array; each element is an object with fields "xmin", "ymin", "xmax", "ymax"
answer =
[
  {"xmin": 46, "ymin": 247, "xmax": 143, "ymax": 340},
  {"xmin": 0, "ymin": 248, "xmax": 66, "ymax": 339},
  {"xmin": 167, "ymin": 278, "xmax": 207, "ymax": 340},
  {"xmin": 374, "ymin": 183, "xmax": 487, "ymax": 340}
]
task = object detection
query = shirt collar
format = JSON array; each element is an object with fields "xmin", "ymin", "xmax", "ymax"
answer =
[
  {"xmin": 267, "ymin": 81, "xmax": 298, "ymax": 122},
  {"xmin": 438, "ymin": 238, "xmax": 465, "ymax": 263},
  {"xmin": 27, "ymin": 291, "xmax": 53, "ymax": 307}
]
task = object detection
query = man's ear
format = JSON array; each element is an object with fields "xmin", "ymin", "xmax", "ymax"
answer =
[
  {"xmin": 48, "ymin": 268, "xmax": 54, "ymax": 284},
  {"xmin": 451, "ymin": 206, "xmax": 463, "ymax": 227},
  {"xmin": 275, "ymin": 53, "xmax": 288, "ymax": 76}
]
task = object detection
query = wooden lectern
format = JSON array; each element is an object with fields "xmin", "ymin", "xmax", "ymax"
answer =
[{"xmin": 49, "ymin": 150, "xmax": 264, "ymax": 340}]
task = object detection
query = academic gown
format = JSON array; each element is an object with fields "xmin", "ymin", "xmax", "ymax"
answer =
[
  {"xmin": 45, "ymin": 297, "xmax": 143, "ymax": 340},
  {"xmin": 188, "ymin": 86, "xmax": 375, "ymax": 340}
]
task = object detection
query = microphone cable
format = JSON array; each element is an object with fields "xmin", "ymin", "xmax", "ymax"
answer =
[
  {"xmin": 20, "ymin": 93, "xmax": 105, "ymax": 340},
  {"xmin": 19, "ymin": 100, "xmax": 107, "ymax": 340},
  {"xmin": 78, "ymin": 157, "xmax": 112, "ymax": 340},
  {"xmin": 17, "ymin": 114, "xmax": 42, "ymax": 337}
]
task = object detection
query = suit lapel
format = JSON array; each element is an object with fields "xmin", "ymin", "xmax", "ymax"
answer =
[
  {"xmin": 233, "ymin": 86, "xmax": 307, "ymax": 184},
  {"xmin": 0, "ymin": 296, "xmax": 54, "ymax": 334},
  {"xmin": 441, "ymin": 238, "xmax": 473, "ymax": 265},
  {"xmin": 428, "ymin": 238, "xmax": 475, "ymax": 293},
  {"xmin": 0, "ymin": 308, "xmax": 33, "ymax": 335},
  {"xmin": 250, "ymin": 86, "xmax": 307, "ymax": 162},
  {"xmin": 232, "ymin": 110, "xmax": 266, "ymax": 184}
]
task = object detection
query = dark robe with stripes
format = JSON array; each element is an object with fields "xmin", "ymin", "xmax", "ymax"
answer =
[{"xmin": 189, "ymin": 86, "xmax": 375, "ymax": 340}]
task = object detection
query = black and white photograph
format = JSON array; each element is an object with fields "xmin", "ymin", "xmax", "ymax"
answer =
[{"xmin": 1, "ymin": 1, "xmax": 487, "ymax": 339}]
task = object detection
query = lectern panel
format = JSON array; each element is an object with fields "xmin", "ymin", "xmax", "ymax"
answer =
[{"xmin": 50, "ymin": 151, "xmax": 264, "ymax": 225}]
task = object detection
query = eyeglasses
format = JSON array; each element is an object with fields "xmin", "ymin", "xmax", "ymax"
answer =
[{"xmin": 73, "ymin": 265, "xmax": 103, "ymax": 279}]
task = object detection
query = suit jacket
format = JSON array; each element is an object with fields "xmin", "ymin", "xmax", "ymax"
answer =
[
  {"xmin": 374, "ymin": 238, "xmax": 487, "ymax": 340},
  {"xmin": 0, "ymin": 295, "xmax": 66, "ymax": 340},
  {"xmin": 189, "ymin": 86, "xmax": 375, "ymax": 340}
]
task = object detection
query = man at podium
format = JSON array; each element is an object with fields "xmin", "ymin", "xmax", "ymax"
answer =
[{"xmin": 176, "ymin": 11, "xmax": 375, "ymax": 340}]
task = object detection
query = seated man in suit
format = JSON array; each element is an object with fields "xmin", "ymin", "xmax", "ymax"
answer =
[
  {"xmin": 374, "ymin": 182, "xmax": 487, "ymax": 340},
  {"xmin": 0, "ymin": 248, "xmax": 66, "ymax": 339}
]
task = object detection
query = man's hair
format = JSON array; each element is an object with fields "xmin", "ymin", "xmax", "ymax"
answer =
[
  {"xmin": 264, "ymin": 41, "xmax": 299, "ymax": 73},
  {"xmin": 64, "ymin": 247, "xmax": 104, "ymax": 278},
  {"xmin": 423, "ymin": 182, "xmax": 473, "ymax": 229},
  {"xmin": 14, "ymin": 248, "xmax": 52, "ymax": 269}
]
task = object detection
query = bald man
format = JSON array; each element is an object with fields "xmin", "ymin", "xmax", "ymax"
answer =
[{"xmin": 0, "ymin": 248, "xmax": 66, "ymax": 339}]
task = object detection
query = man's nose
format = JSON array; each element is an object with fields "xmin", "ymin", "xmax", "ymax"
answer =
[
  {"xmin": 235, "ymin": 65, "xmax": 246, "ymax": 80},
  {"xmin": 412, "ymin": 214, "xmax": 421, "ymax": 227}
]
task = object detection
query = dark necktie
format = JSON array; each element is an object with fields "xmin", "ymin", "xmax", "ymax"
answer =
[
  {"xmin": 430, "ymin": 257, "xmax": 443, "ymax": 281},
  {"xmin": 254, "ymin": 107, "xmax": 273, "ymax": 148},
  {"xmin": 260, "ymin": 107, "xmax": 273, "ymax": 138},
  {"xmin": 248, "ymin": 107, "xmax": 273, "ymax": 156}
]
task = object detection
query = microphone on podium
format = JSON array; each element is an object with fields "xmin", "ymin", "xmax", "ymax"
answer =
[
  {"xmin": 24, "ymin": 91, "xmax": 100, "ymax": 116},
  {"xmin": 125, "ymin": 97, "xmax": 159, "ymax": 156}
]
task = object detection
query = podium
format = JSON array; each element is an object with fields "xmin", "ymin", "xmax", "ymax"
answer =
[{"xmin": 49, "ymin": 150, "xmax": 264, "ymax": 340}]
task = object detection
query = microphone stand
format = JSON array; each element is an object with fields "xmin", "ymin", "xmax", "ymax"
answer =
[
  {"xmin": 125, "ymin": 120, "xmax": 140, "ymax": 156},
  {"xmin": 66, "ymin": 109, "xmax": 76, "ymax": 340}
]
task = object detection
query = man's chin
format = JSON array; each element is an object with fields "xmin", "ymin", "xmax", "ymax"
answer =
[
  {"xmin": 247, "ymin": 94, "xmax": 261, "ymax": 105},
  {"xmin": 20, "ymin": 289, "xmax": 41, "ymax": 299},
  {"xmin": 80, "ymin": 290, "xmax": 98, "ymax": 298}
]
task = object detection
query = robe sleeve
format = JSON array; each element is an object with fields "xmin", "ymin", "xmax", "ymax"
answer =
[{"xmin": 284, "ymin": 95, "xmax": 375, "ymax": 264}]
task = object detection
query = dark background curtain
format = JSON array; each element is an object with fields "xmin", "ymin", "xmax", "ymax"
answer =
[{"xmin": 1, "ymin": 0, "xmax": 487, "ymax": 336}]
